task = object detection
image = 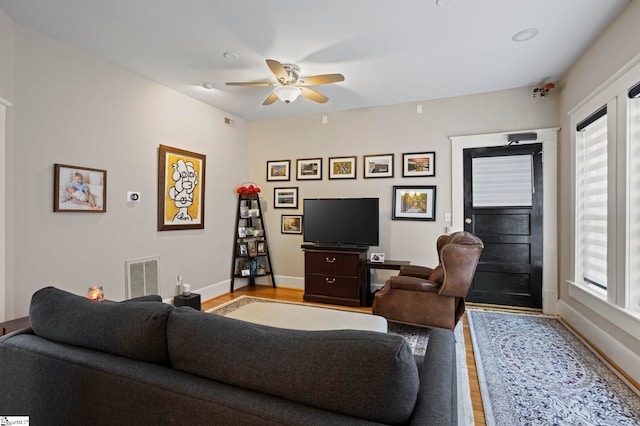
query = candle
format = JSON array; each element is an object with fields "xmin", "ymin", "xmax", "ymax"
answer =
[
  {"xmin": 183, "ymin": 284, "xmax": 191, "ymax": 296},
  {"xmin": 88, "ymin": 286, "xmax": 104, "ymax": 302}
]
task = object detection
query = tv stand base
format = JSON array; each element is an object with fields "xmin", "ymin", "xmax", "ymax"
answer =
[{"xmin": 302, "ymin": 246, "xmax": 367, "ymax": 307}]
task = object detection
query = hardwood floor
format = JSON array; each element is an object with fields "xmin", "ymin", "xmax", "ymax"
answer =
[{"xmin": 202, "ymin": 285, "xmax": 487, "ymax": 425}]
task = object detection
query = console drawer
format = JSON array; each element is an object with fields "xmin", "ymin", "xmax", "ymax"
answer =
[
  {"xmin": 305, "ymin": 251, "xmax": 361, "ymax": 276},
  {"xmin": 305, "ymin": 274, "xmax": 360, "ymax": 299}
]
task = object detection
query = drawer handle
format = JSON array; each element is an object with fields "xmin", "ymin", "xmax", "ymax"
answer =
[
  {"xmin": 325, "ymin": 278, "xmax": 336, "ymax": 284},
  {"xmin": 325, "ymin": 257, "xmax": 336, "ymax": 263}
]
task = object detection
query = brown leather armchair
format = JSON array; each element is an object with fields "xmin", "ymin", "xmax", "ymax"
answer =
[{"xmin": 372, "ymin": 231, "xmax": 483, "ymax": 330}]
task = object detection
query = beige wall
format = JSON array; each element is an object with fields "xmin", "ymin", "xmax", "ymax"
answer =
[
  {"xmin": 249, "ymin": 88, "xmax": 559, "ymax": 285},
  {"xmin": 3, "ymin": 21, "xmax": 250, "ymax": 317}
]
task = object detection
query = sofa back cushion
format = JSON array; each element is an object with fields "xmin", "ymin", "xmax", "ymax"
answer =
[
  {"xmin": 29, "ymin": 286, "xmax": 173, "ymax": 365},
  {"xmin": 167, "ymin": 308, "xmax": 420, "ymax": 424}
]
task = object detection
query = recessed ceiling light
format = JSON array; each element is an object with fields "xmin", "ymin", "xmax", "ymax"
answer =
[
  {"xmin": 223, "ymin": 51, "xmax": 239, "ymax": 61},
  {"xmin": 512, "ymin": 28, "xmax": 539, "ymax": 42},
  {"xmin": 200, "ymin": 82, "xmax": 214, "ymax": 90}
]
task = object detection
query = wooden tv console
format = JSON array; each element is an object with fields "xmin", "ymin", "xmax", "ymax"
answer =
[{"xmin": 302, "ymin": 245, "xmax": 368, "ymax": 307}]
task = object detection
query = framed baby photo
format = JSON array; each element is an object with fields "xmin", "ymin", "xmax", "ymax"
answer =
[
  {"xmin": 53, "ymin": 164, "xmax": 107, "ymax": 213},
  {"xmin": 157, "ymin": 144, "xmax": 206, "ymax": 231}
]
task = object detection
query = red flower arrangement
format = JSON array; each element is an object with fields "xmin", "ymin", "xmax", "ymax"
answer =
[{"xmin": 236, "ymin": 183, "xmax": 261, "ymax": 194}]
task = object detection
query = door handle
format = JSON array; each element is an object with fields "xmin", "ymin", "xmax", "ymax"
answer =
[
  {"xmin": 465, "ymin": 218, "xmax": 472, "ymax": 224},
  {"xmin": 325, "ymin": 257, "xmax": 336, "ymax": 263},
  {"xmin": 325, "ymin": 278, "xmax": 336, "ymax": 284}
]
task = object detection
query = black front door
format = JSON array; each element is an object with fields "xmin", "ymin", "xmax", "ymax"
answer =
[{"xmin": 463, "ymin": 143, "xmax": 543, "ymax": 308}]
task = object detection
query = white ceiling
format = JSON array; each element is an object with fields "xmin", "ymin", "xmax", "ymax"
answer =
[{"xmin": 0, "ymin": 0, "xmax": 630, "ymax": 122}]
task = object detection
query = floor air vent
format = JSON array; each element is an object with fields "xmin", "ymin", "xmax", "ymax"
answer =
[{"xmin": 125, "ymin": 257, "xmax": 160, "ymax": 299}]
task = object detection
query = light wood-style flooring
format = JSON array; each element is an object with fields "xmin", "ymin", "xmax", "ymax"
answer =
[{"xmin": 202, "ymin": 285, "xmax": 487, "ymax": 425}]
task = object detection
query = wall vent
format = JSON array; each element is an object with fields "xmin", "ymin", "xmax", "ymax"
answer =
[{"xmin": 125, "ymin": 257, "xmax": 160, "ymax": 299}]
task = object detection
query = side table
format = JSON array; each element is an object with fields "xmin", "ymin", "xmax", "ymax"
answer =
[
  {"xmin": 0, "ymin": 316, "xmax": 31, "ymax": 336},
  {"xmin": 174, "ymin": 293, "xmax": 201, "ymax": 310},
  {"xmin": 364, "ymin": 260, "xmax": 410, "ymax": 307}
]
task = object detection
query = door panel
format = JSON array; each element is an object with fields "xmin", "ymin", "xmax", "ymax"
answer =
[{"xmin": 464, "ymin": 143, "xmax": 543, "ymax": 308}]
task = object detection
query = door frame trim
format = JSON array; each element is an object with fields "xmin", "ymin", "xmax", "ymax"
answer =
[{"xmin": 450, "ymin": 127, "xmax": 559, "ymax": 315}]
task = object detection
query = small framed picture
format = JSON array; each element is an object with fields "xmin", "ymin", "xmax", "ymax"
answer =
[
  {"xmin": 392, "ymin": 185, "xmax": 437, "ymax": 221},
  {"xmin": 402, "ymin": 152, "xmax": 436, "ymax": 177},
  {"xmin": 54, "ymin": 164, "xmax": 107, "ymax": 213},
  {"xmin": 363, "ymin": 154, "xmax": 394, "ymax": 178},
  {"xmin": 281, "ymin": 214, "xmax": 303, "ymax": 234},
  {"xmin": 266, "ymin": 160, "xmax": 291, "ymax": 181},
  {"xmin": 257, "ymin": 241, "xmax": 266, "ymax": 254},
  {"xmin": 274, "ymin": 187, "xmax": 299, "ymax": 209},
  {"xmin": 370, "ymin": 253, "xmax": 385, "ymax": 263},
  {"xmin": 238, "ymin": 243, "xmax": 248, "ymax": 256},
  {"xmin": 329, "ymin": 156, "xmax": 357, "ymax": 179},
  {"xmin": 296, "ymin": 158, "xmax": 322, "ymax": 180}
]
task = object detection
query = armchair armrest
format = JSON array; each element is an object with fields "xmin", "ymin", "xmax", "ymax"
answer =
[
  {"xmin": 389, "ymin": 275, "xmax": 440, "ymax": 293},
  {"xmin": 398, "ymin": 265, "xmax": 434, "ymax": 279}
]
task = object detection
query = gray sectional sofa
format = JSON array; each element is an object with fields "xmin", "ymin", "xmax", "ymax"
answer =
[{"xmin": 0, "ymin": 287, "xmax": 458, "ymax": 425}]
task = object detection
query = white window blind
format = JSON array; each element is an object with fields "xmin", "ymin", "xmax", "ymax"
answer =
[
  {"xmin": 472, "ymin": 154, "xmax": 533, "ymax": 207},
  {"xmin": 577, "ymin": 110, "xmax": 608, "ymax": 290},
  {"xmin": 629, "ymin": 94, "xmax": 640, "ymax": 311}
]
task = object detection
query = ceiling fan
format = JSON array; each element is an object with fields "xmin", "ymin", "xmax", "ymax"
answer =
[{"xmin": 226, "ymin": 59, "xmax": 345, "ymax": 105}]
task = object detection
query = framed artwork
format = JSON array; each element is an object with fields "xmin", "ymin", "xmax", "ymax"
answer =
[
  {"xmin": 281, "ymin": 214, "xmax": 303, "ymax": 234},
  {"xmin": 392, "ymin": 185, "xmax": 437, "ymax": 221},
  {"xmin": 402, "ymin": 152, "xmax": 436, "ymax": 177},
  {"xmin": 53, "ymin": 164, "xmax": 107, "ymax": 213},
  {"xmin": 364, "ymin": 154, "xmax": 394, "ymax": 178},
  {"xmin": 238, "ymin": 243, "xmax": 248, "ymax": 256},
  {"xmin": 274, "ymin": 187, "xmax": 299, "ymax": 209},
  {"xmin": 329, "ymin": 156, "xmax": 357, "ymax": 179},
  {"xmin": 266, "ymin": 160, "xmax": 291, "ymax": 181},
  {"xmin": 157, "ymin": 144, "xmax": 206, "ymax": 231},
  {"xmin": 296, "ymin": 158, "xmax": 322, "ymax": 180},
  {"xmin": 257, "ymin": 241, "xmax": 266, "ymax": 254}
]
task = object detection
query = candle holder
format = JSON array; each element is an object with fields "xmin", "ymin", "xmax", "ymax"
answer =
[{"xmin": 88, "ymin": 286, "xmax": 104, "ymax": 302}]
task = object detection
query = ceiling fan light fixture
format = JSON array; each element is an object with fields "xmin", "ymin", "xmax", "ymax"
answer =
[{"xmin": 274, "ymin": 86, "xmax": 302, "ymax": 103}]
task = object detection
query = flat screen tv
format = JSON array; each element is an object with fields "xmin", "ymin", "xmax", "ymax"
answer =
[{"xmin": 303, "ymin": 198, "xmax": 379, "ymax": 247}]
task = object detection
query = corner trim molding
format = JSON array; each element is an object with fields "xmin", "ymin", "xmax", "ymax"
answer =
[{"xmin": 0, "ymin": 97, "xmax": 13, "ymax": 107}]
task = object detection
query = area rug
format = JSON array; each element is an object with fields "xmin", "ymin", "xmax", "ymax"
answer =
[
  {"xmin": 467, "ymin": 309, "xmax": 640, "ymax": 426},
  {"xmin": 208, "ymin": 296, "xmax": 474, "ymax": 425}
]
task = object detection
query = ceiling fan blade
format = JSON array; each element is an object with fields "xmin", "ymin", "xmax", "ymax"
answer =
[
  {"xmin": 299, "ymin": 73, "xmax": 345, "ymax": 86},
  {"xmin": 226, "ymin": 82, "xmax": 274, "ymax": 87},
  {"xmin": 266, "ymin": 59, "xmax": 287, "ymax": 82},
  {"xmin": 300, "ymin": 87, "xmax": 329, "ymax": 104},
  {"xmin": 262, "ymin": 92, "xmax": 279, "ymax": 105}
]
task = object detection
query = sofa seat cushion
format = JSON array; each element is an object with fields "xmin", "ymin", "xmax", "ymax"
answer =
[
  {"xmin": 29, "ymin": 286, "xmax": 173, "ymax": 365},
  {"xmin": 167, "ymin": 308, "xmax": 420, "ymax": 424}
]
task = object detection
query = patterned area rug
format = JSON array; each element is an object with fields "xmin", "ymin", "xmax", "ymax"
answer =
[{"xmin": 467, "ymin": 309, "xmax": 640, "ymax": 426}]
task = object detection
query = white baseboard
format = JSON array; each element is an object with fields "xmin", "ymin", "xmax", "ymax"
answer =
[
  {"xmin": 163, "ymin": 275, "xmax": 305, "ymax": 305},
  {"xmin": 558, "ymin": 300, "xmax": 640, "ymax": 386},
  {"xmin": 542, "ymin": 288, "xmax": 559, "ymax": 315}
]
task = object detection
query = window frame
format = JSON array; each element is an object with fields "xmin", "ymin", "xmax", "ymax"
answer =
[{"xmin": 569, "ymin": 59, "xmax": 640, "ymax": 339}]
